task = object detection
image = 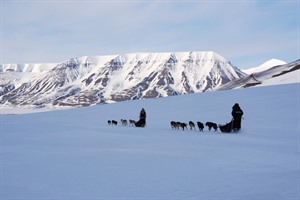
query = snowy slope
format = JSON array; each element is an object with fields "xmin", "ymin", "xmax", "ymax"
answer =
[
  {"xmin": 0, "ymin": 63, "xmax": 57, "ymax": 73},
  {"xmin": 218, "ymin": 59, "xmax": 300, "ymax": 90},
  {"xmin": 0, "ymin": 51, "xmax": 245, "ymax": 109},
  {"xmin": 1, "ymin": 83, "xmax": 299, "ymax": 199},
  {"xmin": 242, "ymin": 59, "xmax": 287, "ymax": 74},
  {"xmin": 261, "ymin": 68, "xmax": 299, "ymax": 86}
]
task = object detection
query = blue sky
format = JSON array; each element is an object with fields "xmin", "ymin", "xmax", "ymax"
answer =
[{"xmin": 1, "ymin": 0, "xmax": 299, "ymax": 69}]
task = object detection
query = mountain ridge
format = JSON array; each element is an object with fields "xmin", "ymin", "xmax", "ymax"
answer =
[
  {"xmin": 217, "ymin": 59, "xmax": 300, "ymax": 90},
  {"xmin": 1, "ymin": 51, "xmax": 298, "ymax": 112},
  {"xmin": 242, "ymin": 59, "xmax": 287, "ymax": 75},
  {"xmin": 0, "ymin": 51, "xmax": 245, "ymax": 108}
]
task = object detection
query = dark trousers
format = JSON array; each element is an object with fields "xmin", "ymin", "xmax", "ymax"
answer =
[{"xmin": 232, "ymin": 118, "xmax": 242, "ymax": 130}]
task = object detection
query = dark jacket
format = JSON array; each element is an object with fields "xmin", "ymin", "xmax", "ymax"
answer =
[
  {"xmin": 140, "ymin": 109, "xmax": 146, "ymax": 119},
  {"xmin": 135, "ymin": 108, "xmax": 146, "ymax": 127},
  {"xmin": 231, "ymin": 103, "xmax": 243, "ymax": 130}
]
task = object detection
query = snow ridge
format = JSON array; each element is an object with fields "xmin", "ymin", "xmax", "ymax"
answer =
[
  {"xmin": 242, "ymin": 59, "xmax": 287, "ymax": 74},
  {"xmin": 0, "ymin": 63, "xmax": 57, "ymax": 73},
  {"xmin": 218, "ymin": 59, "xmax": 300, "ymax": 90}
]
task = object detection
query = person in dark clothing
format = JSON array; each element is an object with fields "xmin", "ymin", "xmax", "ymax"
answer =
[
  {"xmin": 219, "ymin": 103, "xmax": 243, "ymax": 133},
  {"xmin": 135, "ymin": 108, "xmax": 146, "ymax": 127},
  {"xmin": 231, "ymin": 103, "xmax": 243, "ymax": 132}
]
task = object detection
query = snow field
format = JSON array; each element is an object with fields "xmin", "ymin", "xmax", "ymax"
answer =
[{"xmin": 1, "ymin": 83, "xmax": 299, "ymax": 199}]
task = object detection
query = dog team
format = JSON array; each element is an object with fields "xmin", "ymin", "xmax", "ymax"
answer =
[
  {"xmin": 107, "ymin": 103, "xmax": 244, "ymax": 133},
  {"xmin": 171, "ymin": 103, "xmax": 243, "ymax": 133},
  {"xmin": 170, "ymin": 121, "xmax": 218, "ymax": 132},
  {"xmin": 107, "ymin": 119, "xmax": 136, "ymax": 126},
  {"xmin": 107, "ymin": 119, "xmax": 217, "ymax": 131},
  {"xmin": 107, "ymin": 108, "xmax": 146, "ymax": 128}
]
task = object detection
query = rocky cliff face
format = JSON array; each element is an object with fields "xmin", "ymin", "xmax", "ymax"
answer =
[{"xmin": 0, "ymin": 51, "xmax": 246, "ymax": 108}]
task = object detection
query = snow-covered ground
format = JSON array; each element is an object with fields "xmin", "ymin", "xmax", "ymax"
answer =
[
  {"xmin": 1, "ymin": 83, "xmax": 299, "ymax": 200},
  {"xmin": 259, "ymin": 70, "xmax": 300, "ymax": 87}
]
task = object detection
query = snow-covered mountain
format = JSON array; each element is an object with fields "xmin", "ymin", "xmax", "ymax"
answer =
[
  {"xmin": 0, "ymin": 63, "xmax": 57, "ymax": 73},
  {"xmin": 0, "ymin": 51, "xmax": 245, "ymax": 108},
  {"xmin": 242, "ymin": 59, "xmax": 287, "ymax": 74},
  {"xmin": 218, "ymin": 59, "xmax": 300, "ymax": 90}
]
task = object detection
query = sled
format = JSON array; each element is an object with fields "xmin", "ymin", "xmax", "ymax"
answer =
[
  {"xmin": 219, "ymin": 121, "xmax": 233, "ymax": 133},
  {"xmin": 135, "ymin": 118, "xmax": 146, "ymax": 127},
  {"xmin": 219, "ymin": 121, "xmax": 241, "ymax": 133}
]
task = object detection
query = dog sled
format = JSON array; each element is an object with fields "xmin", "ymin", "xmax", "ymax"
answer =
[
  {"xmin": 135, "ymin": 118, "xmax": 146, "ymax": 127},
  {"xmin": 219, "ymin": 120, "xmax": 241, "ymax": 133},
  {"xmin": 218, "ymin": 121, "xmax": 233, "ymax": 133}
]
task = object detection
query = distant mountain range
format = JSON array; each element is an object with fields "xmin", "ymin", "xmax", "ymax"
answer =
[{"xmin": 0, "ymin": 51, "xmax": 299, "ymax": 109}]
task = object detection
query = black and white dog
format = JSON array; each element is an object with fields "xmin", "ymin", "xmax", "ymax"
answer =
[{"xmin": 205, "ymin": 122, "xmax": 218, "ymax": 131}]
